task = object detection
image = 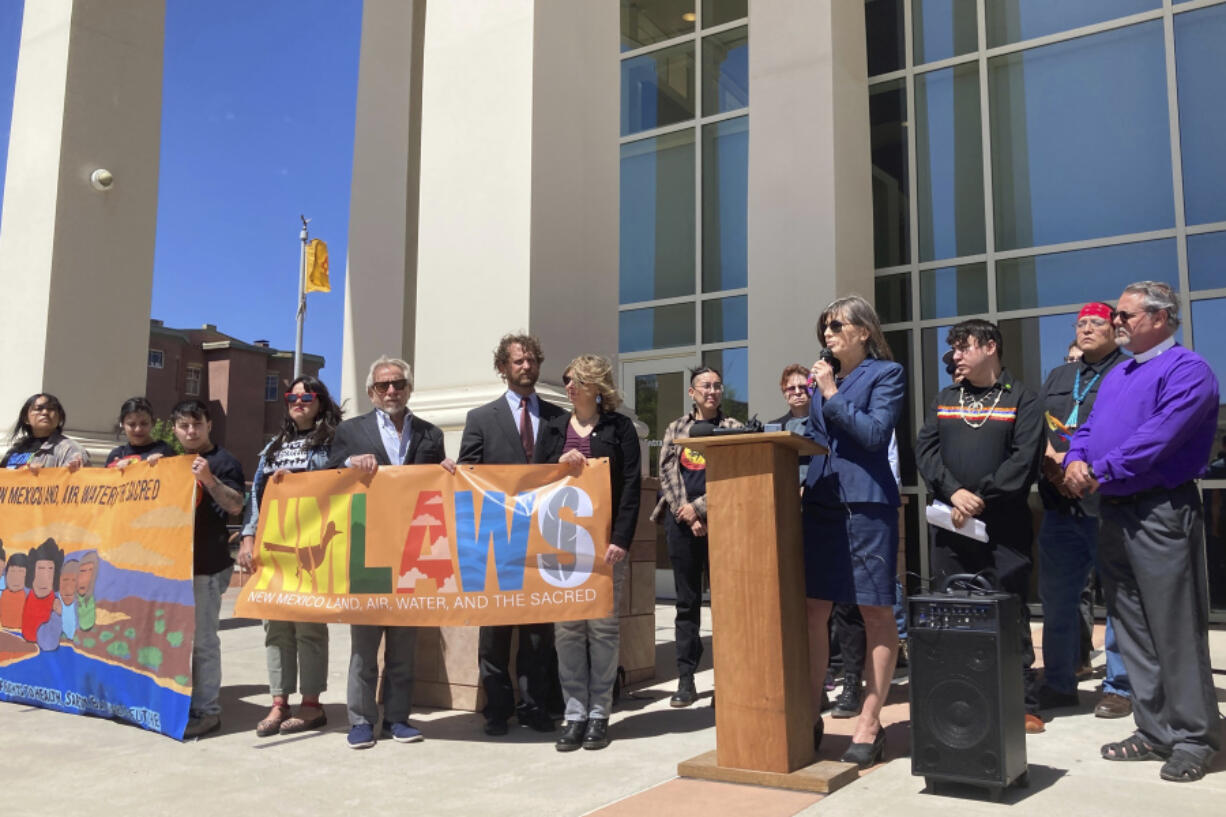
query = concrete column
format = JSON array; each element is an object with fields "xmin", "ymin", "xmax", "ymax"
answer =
[
  {"xmin": 341, "ymin": 0, "xmax": 618, "ymax": 452},
  {"xmin": 339, "ymin": 0, "xmax": 426, "ymax": 415},
  {"xmin": 745, "ymin": 0, "xmax": 873, "ymax": 413},
  {"xmin": 0, "ymin": 0, "xmax": 164, "ymax": 453}
]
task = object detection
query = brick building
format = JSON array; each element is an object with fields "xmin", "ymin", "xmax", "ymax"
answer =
[{"xmin": 144, "ymin": 320, "xmax": 324, "ymax": 474}]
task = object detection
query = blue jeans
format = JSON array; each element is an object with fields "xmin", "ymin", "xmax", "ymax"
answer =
[
  {"xmin": 1037, "ymin": 511, "xmax": 1130, "ymax": 696},
  {"xmin": 191, "ymin": 566, "xmax": 233, "ymax": 716}
]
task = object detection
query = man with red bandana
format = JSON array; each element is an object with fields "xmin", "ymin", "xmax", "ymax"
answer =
[{"xmin": 1035, "ymin": 302, "xmax": 1132, "ymax": 720}]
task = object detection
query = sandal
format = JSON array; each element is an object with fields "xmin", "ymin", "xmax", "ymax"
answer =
[
  {"xmin": 1101, "ymin": 734, "xmax": 1171, "ymax": 762},
  {"xmin": 256, "ymin": 704, "xmax": 291, "ymax": 737},
  {"xmin": 1160, "ymin": 749, "xmax": 1208, "ymax": 782},
  {"xmin": 280, "ymin": 706, "xmax": 327, "ymax": 734}
]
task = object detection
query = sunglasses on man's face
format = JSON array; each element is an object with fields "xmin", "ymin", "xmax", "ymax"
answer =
[
  {"xmin": 371, "ymin": 379, "xmax": 408, "ymax": 394},
  {"xmin": 284, "ymin": 392, "xmax": 318, "ymax": 404}
]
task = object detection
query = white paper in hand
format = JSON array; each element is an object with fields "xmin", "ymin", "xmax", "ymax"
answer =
[{"xmin": 926, "ymin": 500, "xmax": 989, "ymax": 543}]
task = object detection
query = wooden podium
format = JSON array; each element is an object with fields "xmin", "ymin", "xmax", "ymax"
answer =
[{"xmin": 673, "ymin": 431, "xmax": 859, "ymax": 794}]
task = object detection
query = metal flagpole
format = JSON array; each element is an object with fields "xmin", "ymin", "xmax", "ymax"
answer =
[{"xmin": 294, "ymin": 215, "xmax": 310, "ymax": 377}]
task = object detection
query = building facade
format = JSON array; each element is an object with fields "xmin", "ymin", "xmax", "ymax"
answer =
[{"xmin": 145, "ymin": 319, "xmax": 324, "ymax": 474}]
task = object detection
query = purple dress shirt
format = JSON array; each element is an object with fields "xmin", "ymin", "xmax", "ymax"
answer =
[{"xmin": 1066, "ymin": 343, "xmax": 1219, "ymax": 496}]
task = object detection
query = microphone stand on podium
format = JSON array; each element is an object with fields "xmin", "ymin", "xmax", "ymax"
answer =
[{"xmin": 674, "ymin": 429, "xmax": 860, "ymax": 794}]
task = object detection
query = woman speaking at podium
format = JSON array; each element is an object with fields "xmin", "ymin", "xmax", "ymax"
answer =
[{"xmin": 802, "ymin": 295, "xmax": 905, "ymax": 768}]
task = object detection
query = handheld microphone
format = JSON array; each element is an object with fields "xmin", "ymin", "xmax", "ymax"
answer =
[{"xmin": 819, "ymin": 347, "xmax": 842, "ymax": 375}]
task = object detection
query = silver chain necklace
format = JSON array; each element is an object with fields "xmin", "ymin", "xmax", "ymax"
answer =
[{"xmin": 958, "ymin": 385, "xmax": 1004, "ymax": 429}]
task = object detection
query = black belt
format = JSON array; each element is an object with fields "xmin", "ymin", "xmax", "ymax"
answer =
[{"xmin": 1102, "ymin": 480, "xmax": 1195, "ymax": 505}]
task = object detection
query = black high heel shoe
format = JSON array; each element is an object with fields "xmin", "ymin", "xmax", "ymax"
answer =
[{"xmin": 840, "ymin": 728, "xmax": 886, "ymax": 768}]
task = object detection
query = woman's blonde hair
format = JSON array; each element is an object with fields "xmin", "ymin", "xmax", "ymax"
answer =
[{"xmin": 565, "ymin": 354, "xmax": 622, "ymax": 412}]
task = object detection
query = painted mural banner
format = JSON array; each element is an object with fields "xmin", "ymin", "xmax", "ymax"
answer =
[
  {"xmin": 0, "ymin": 458, "xmax": 197, "ymax": 739},
  {"xmin": 235, "ymin": 461, "xmax": 614, "ymax": 626}
]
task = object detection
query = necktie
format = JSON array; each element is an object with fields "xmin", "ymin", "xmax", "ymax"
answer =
[{"xmin": 520, "ymin": 399, "xmax": 535, "ymax": 462}]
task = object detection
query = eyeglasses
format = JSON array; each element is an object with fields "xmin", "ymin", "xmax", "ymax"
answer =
[
  {"xmin": 1074, "ymin": 318, "xmax": 1110, "ymax": 329},
  {"xmin": 693, "ymin": 382, "xmax": 724, "ymax": 393},
  {"xmin": 824, "ymin": 319, "xmax": 847, "ymax": 334},
  {"xmin": 561, "ymin": 374, "xmax": 586, "ymax": 387},
  {"xmin": 1112, "ymin": 309, "xmax": 1151, "ymax": 324},
  {"xmin": 782, "ymin": 385, "xmax": 808, "ymax": 394},
  {"xmin": 284, "ymin": 392, "xmax": 318, "ymax": 404},
  {"xmin": 371, "ymin": 379, "xmax": 408, "ymax": 393},
  {"xmin": 1063, "ymin": 355, "xmax": 1080, "ymax": 364}
]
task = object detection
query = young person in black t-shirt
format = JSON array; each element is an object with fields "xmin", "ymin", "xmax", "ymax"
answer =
[
  {"xmin": 105, "ymin": 397, "xmax": 176, "ymax": 467},
  {"xmin": 171, "ymin": 399, "xmax": 245, "ymax": 739}
]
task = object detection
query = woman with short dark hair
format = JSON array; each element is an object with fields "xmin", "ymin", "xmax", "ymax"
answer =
[
  {"xmin": 106, "ymin": 397, "xmax": 175, "ymax": 467},
  {"xmin": 2, "ymin": 393, "xmax": 88, "ymax": 471},
  {"xmin": 237, "ymin": 374, "xmax": 343, "ymax": 737}
]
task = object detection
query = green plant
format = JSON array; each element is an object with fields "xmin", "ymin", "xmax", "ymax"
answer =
[{"xmin": 152, "ymin": 419, "xmax": 185, "ymax": 454}]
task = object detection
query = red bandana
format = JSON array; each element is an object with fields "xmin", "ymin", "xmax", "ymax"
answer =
[{"xmin": 1078, "ymin": 302, "xmax": 1112, "ymax": 322}]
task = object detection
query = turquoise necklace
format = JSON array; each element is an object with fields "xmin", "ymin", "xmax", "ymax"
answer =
[{"xmin": 1064, "ymin": 366, "xmax": 1101, "ymax": 428}]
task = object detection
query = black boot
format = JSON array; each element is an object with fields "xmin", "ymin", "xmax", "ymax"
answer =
[
  {"xmin": 582, "ymin": 718, "xmax": 609, "ymax": 750},
  {"xmin": 555, "ymin": 720, "xmax": 586, "ymax": 752},
  {"xmin": 832, "ymin": 673, "xmax": 863, "ymax": 718},
  {"xmin": 670, "ymin": 675, "xmax": 698, "ymax": 707}
]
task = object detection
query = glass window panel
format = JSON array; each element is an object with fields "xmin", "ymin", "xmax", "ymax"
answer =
[
  {"xmin": 916, "ymin": 64, "xmax": 985, "ymax": 261},
  {"xmin": 702, "ymin": 295, "xmax": 747, "ymax": 343},
  {"xmin": 1200, "ymin": 486, "xmax": 1226, "ymax": 613},
  {"xmin": 921, "ymin": 323, "xmax": 956, "ymax": 406},
  {"xmin": 986, "ymin": 0, "xmax": 1161, "ymax": 48},
  {"xmin": 1189, "ymin": 232, "xmax": 1226, "ymax": 291},
  {"xmin": 989, "ymin": 22, "xmax": 1174, "ymax": 251},
  {"xmin": 619, "ymin": 304, "xmax": 696, "ymax": 352},
  {"xmin": 871, "ymin": 80, "xmax": 911, "ymax": 267},
  {"xmin": 1189, "ymin": 300, "xmax": 1226, "ymax": 490},
  {"xmin": 883, "ymin": 329, "xmax": 916, "ymax": 485},
  {"xmin": 702, "ymin": 26, "xmax": 748, "ymax": 114},
  {"xmin": 876, "ymin": 273, "xmax": 913, "ymax": 323},
  {"xmin": 998, "ymin": 311, "xmax": 1079, "ymax": 391},
  {"xmin": 621, "ymin": 43, "xmax": 695, "ymax": 136},
  {"xmin": 913, "ymin": 0, "xmax": 978, "ymax": 65},
  {"xmin": 1175, "ymin": 4, "xmax": 1226, "ymax": 226},
  {"xmin": 702, "ymin": 346, "xmax": 748, "ymax": 421},
  {"xmin": 920, "ymin": 263, "xmax": 988, "ymax": 319},
  {"xmin": 866, "ymin": 0, "xmax": 905, "ymax": 76},
  {"xmin": 621, "ymin": 0, "xmax": 695, "ymax": 52},
  {"xmin": 635, "ymin": 370, "xmax": 687, "ymax": 475},
  {"xmin": 996, "ymin": 239, "xmax": 1177, "ymax": 311},
  {"xmin": 702, "ymin": 0, "xmax": 746, "ymax": 27},
  {"xmin": 702, "ymin": 116, "xmax": 747, "ymax": 291},
  {"xmin": 620, "ymin": 130, "xmax": 696, "ymax": 303}
]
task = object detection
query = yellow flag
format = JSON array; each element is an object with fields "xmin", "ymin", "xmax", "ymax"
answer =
[{"xmin": 305, "ymin": 238, "xmax": 330, "ymax": 293}]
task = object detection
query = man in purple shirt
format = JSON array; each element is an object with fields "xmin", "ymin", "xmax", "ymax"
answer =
[{"xmin": 1065, "ymin": 281, "xmax": 1220, "ymax": 783}]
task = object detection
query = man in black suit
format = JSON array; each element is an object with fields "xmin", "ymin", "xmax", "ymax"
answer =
[
  {"xmin": 459, "ymin": 333, "xmax": 566, "ymax": 735},
  {"xmin": 327, "ymin": 355, "xmax": 452, "ymax": 750}
]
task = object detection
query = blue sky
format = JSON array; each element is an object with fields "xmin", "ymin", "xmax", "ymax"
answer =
[{"xmin": 0, "ymin": 1, "xmax": 363, "ymax": 394}]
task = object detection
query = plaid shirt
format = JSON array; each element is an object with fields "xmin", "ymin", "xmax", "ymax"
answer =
[{"xmin": 651, "ymin": 409, "xmax": 743, "ymax": 523}]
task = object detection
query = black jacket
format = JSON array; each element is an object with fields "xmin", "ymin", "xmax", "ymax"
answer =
[
  {"xmin": 325, "ymin": 410, "xmax": 446, "ymax": 468},
  {"xmin": 458, "ymin": 394, "xmax": 566, "ymax": 465},
  {"xmin": 555, "ymin": 411, "xmax": 642, "ymax": 548}
]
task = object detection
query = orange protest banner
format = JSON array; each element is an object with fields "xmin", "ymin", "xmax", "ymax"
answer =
[
  {"xmin": 235, "ymin": 461, "xmax": 614, "ymax": 626},
  {"xmin": 0, "ymin": 458, "xmax": 198, "ymax": 738}
]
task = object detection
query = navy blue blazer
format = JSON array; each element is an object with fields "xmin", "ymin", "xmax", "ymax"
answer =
[{"xmin": 803, "ymin": 357, "xmax": 905, "ymax": 507}]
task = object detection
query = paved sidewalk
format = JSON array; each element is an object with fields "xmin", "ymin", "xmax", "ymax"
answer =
[{"xmin": 2, "ymin": 595, "xmax": 1223, "ymax": 816}]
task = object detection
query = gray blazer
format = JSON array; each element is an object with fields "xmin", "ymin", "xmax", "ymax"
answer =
[
  {"xmin": 458, "ymin": 394, "xmax": 566, "ymax": 465},
  {"xmin": 325, "ymin": 410, "xmax": 446, "ymax": 469}
]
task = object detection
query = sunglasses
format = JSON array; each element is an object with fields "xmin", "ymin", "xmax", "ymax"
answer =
[
  {"xmin": 1112, "ymin": 309, "xmax": 1151, "ymax": 324},
  {"xmin": 371, "ymin": 379, "xmax": 408, "ymax": 394},
  {"xmin": 823, "ymin": 319, "xmax": 848, "ymax": 334},
  {"xmin": 562, "ymin": 374, "xmax": 588, "ymax": 387},
  {"xmin": 284, "ymin": 392, "xmax": 318, "ymax": 404}
]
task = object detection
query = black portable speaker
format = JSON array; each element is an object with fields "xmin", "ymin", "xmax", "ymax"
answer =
[{"xmin": 908, "ymin": 591, "xmax": 1028, "ymax": 798}]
